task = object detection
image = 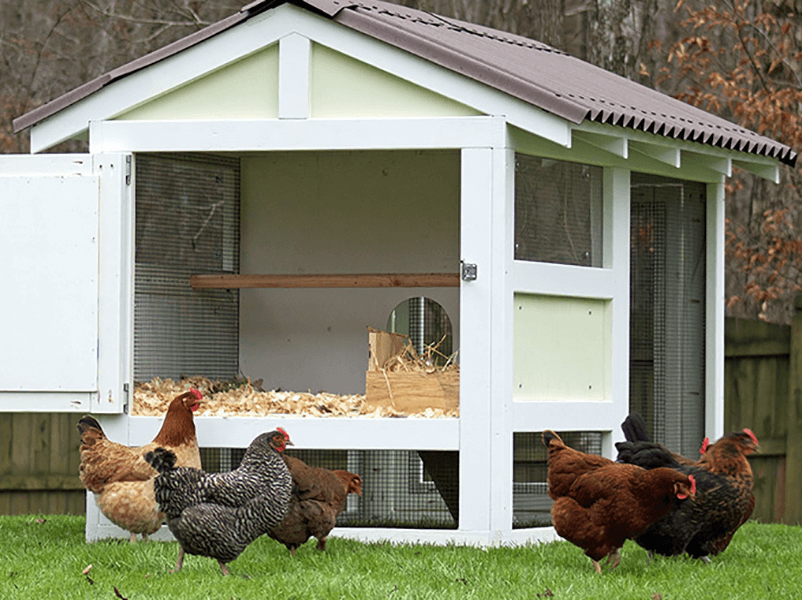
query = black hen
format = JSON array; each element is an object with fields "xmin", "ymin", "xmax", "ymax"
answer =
[
  {"xmin": 616, "ymin": 423, "xmax": 758, "ymax": 562},
  {"xmin": 617, "ymin": 413, "xmax": 704, "ymax": 468},
  {"xmin": 145, "ymin": 429, "xmax": 293, "ymax": 575}
]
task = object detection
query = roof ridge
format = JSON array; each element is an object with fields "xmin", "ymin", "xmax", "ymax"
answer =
[{"xmin": 349, "ymin": 1, "xmax": 570, "ymax": 56}]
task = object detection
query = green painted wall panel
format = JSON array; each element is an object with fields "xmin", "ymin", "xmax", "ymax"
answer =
[
  {"xmin": 120, "ymin": 46, "xmax": 279, "ymax": 121},
  {"xmin": 310, "ymin": 44, "xmax": 481, "ymax": 118}
]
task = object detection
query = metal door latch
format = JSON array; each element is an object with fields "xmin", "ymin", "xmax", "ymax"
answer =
[{"xmin": 461, "ymin": 261, "xmax": 477, "ymax": 281}]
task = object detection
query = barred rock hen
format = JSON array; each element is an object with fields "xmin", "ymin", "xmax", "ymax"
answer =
[
  {"xmin": 616, "ymin": 425, "xmax": 758, "ymax": 561},
  {"xmin": 76, "ymin": 389, "xmax": 202, "ymax": 542},
  {"xmin": 543, "ymin": 430, "xmax": 696, "ymax": 574},
  {"xmin": 145, "ymin": 429, "xmax": 293, "ymax": 575},
  {"xmin": 268, "ymin": 455, "xmax": 362, "ymax": 554}
]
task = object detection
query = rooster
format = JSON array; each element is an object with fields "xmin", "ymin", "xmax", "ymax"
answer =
[
  {"xmin": 145, "ymin": 429, "xmax": 293, "ymax": 575},
  {"xmin": 76, "ymin": 389, "xmax": 202, "ymax": 542},
  {"xmin": 543, "ymin": 430, "xmax": 695, "ymax": 573},
  {"xmin": 268, "ymin": 455, "xmax": 362, "ymax": 554},
  {"xmin": 616, "ymin": 423, "xmax": 758, "ymax": 562}
]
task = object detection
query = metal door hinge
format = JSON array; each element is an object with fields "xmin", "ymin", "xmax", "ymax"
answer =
[
  {"xmin": 125, "ymin": 155, "xmax": 132, "ymax": 186},
  {"xmin": 123, "ymin": 383, "xmax": 130, "ymax": 414},
  {"xmin": 461, "ymin": 261, "xmax": 477, "ymax": 281}
]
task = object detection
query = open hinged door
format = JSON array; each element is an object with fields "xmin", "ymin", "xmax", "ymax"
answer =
[{"xmin": 0, "ymin": 154, "xmax": 131, "ymax": 413}]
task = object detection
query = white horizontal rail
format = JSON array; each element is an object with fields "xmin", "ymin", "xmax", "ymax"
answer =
[
  {"xmin": 89, "ymin": 116, "xmax": 506, "ymax": 153},
  {"xmin": 510, "ymin": 260, "xmax": 617, "ymax": 299},
  {"xmin": 511, "ymin": 400, "xmax": 620, "ymax": 437},
  {"xmin": 127, "ymin": 415, "xmax": 460, "ymax": 450}
]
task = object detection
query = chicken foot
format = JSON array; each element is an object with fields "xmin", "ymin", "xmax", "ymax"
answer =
[
  {"xmin": 171, "ymin": 547, "xmax": 185, "ymax": 573},
  {"xmin": 591, "ymin": 549, "xmax": 621, "ymax": 574}
]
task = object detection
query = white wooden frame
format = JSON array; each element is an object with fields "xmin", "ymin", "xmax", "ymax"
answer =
[{"xmin": 79, "ymin": 114, "xmax": 652, "ymax": 546}]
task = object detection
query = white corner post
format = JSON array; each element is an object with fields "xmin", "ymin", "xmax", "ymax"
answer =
[
  {"xmin": 459, "ymin": 145, "xmax": 494, "ymax": 536},
  {"xmin": 605, "ymin": 166, "xmax": 631, "ymax": 454},
  {"xmin": 706, "ymin": 179, "xmax": 726, "ymax": 441},
  {"xmin": 458, "ymin": 118, "xmax": 514, "ymax": 541}
]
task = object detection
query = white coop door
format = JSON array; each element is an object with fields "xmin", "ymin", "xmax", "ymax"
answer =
[{"xmin": 0, "ymin": 155, "xmax": 105, "ymax": 410}]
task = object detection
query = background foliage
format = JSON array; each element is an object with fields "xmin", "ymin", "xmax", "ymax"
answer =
[{"xmin": 1, "ymin": 0, "xmax": 800, "ymax": 321}]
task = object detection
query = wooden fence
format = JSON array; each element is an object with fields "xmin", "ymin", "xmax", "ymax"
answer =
[
  {"xmin": 725, "ymin": 302, "xmax": 802, "ymax": 525},
  {"xmin": 3, "ymin": 309, "xmax": 802, "ymax": 522},
  {"xmin": 0, "ymin": 413, "xmax": 85, "ymax": 515}
]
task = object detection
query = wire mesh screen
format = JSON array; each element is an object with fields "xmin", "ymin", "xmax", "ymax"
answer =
[
  {"xmin": 200, "ymin": 448, "xmax": 458, "ymax": 529},
  {"xmin": 134, "ymin": 153, "xmax": 240, "ymax": 381},
  {"xmin": 630, "ymin": 174, "xmax": 706, "ymax": 457},
  {"xmin": 514, "ymin": 154, "xmax": 603, "ymax": 267},
  {"xmin": 387, "ymin": 297, "xmax": 453, "ymax": 364},
  {"xmin": 512, "ymin": 431, "xmax": 602, "ymax": 528}
]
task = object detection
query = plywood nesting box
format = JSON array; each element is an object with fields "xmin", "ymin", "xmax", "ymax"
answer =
[
  {"xmin": 1, "ymin": 0, "xmax": 795, "ymax": 545},
  {"xmin": 365, "ymin": 329, "xmax": 459, "ymax": 414}
]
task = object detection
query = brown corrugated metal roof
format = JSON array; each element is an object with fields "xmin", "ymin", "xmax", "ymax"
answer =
[{"xmin": 13, "ymin": 0, "xmax": 797, "ymax": 166}]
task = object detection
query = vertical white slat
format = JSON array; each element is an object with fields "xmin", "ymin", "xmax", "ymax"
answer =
[
  {"xmin": 278, "ymin": 33, "xmax": 310, "ymax": 119},
  {"xmin": 94, "ymin": 154, "xmax": 133, "ymax": 413},
  {"xmin": 605, "ymin": 167, "xmax": 631, "ymax": 454},
  {"xmin": 459, "ymin": 147, "xmax": 494, "ymax": 532},
  {"xmin": 706, "ymin": 179, "xmax": 726, "ymax": 440},
  {"xmin": 489, "ymin": 144, "xmax": 515, "ymax": 534}
]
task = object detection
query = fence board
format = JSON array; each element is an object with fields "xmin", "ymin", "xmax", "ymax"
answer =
[
  {"xmin": 0, "ymin": 413, "xmax": 84, "ymax": 516},
  {"xmin": 724, "ymin": 315, "xmax": 798, "ymax": 524}
]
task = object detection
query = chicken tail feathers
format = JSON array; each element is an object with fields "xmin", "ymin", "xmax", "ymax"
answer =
[
  {"xmin": 144, "ymin": 447, "xmax": 178, "ymax": 474},
  {"xmin": 621, "ymin": 413, "xmax": 650, "ymax": 442},
  {"xmin": 76, "ymin": 416, "xmax": 105, "ymax": 444},
  {"xmin": 542, "ymin": 430, "xmax": 564, "ymax": 449}
]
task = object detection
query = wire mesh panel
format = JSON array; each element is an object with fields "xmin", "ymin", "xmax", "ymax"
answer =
[
  {"xmin": 630, "ymin": 174, "xmax": 706, "ymax": 457},
  {"xmin": 387, "ymin": 297, "xmax": 454, "ymax": 362},
  {"xmin": 514, "ymin": 154, "xmax": 603, "ymax": 267},
  {"xmin": 134, "ymin": 153, "xmax": 240, "ymax": 381},
  {"xmin": 512, "ymin": 431, "xmax": 602, "ymax": 528},
  {"xmin": 200, "ymin": 448, "xmax": 458, "ymax": 529}
]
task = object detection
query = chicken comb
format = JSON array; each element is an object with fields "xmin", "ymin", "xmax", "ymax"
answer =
[
  {"xmin": 190, "ymin": 388, "xmax": 202, "ymax": 399},
  {"xmin": 276, "ymin": 426, "xmax": 290, "ymax": 441},
  {"xmin": 743, "ymin": 428, "xmax": 758, "ymax": 446},
  {"xmin": 700, "ymin": 437, "xmax": 709, "ymax": 454}
]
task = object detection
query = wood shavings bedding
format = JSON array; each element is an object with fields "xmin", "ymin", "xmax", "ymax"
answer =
[{"xmin": 133, "ymin": 377, "xmax": 459, "ymax": 418}]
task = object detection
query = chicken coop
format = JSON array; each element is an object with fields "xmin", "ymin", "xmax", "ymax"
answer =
[{"xmin": 1, "ymin": 0, "xmax": 795, "ymax": 545}]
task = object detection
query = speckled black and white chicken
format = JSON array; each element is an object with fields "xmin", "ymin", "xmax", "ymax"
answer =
[{"xmin": 145, "ymin": 428, "xmax": 293, "ymax": 575}]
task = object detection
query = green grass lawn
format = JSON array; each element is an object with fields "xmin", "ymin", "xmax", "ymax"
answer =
[{"xmin": 0, "ymin": 516, "xmax": 799, "ymax": 599}]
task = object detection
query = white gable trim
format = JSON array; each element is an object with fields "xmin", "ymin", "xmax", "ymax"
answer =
[{"xmin": 31, "ymin": 4, "xmax": 570, "ymax": 153}]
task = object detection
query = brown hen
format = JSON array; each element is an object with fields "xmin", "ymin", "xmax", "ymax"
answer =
[
  {"xmin": 268, "ymin": 454, "xmax": 362, "ymax": 554},
  {"xmin": 77, "ymin": 389, "xmax": 202, "ymax": 542},
  {"xmin": 544, "ymin": 430, "xmax": 695, "ymax": 573}
]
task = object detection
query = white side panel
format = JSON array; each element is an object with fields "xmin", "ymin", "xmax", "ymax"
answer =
[{"xmin": 0, "ymin": 172, "xmax": 99, "ymax": 393}]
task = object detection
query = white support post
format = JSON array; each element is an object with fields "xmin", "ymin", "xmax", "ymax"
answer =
[
  {"xmin": 94, "ymin": 153, "xmax": 133, "ymax": 414},
  {"xmin": 459, "ymin": 147, "xmax": 494, "ymax": 534},
  {"xmin": 605, "ymin": 167, "xmax": 631, "ymax": 454},
  {"xmin": 488, "ymin": 143, "xmax": 515, "ymax": 535},
  {"xmin": 706, "ymin": 180, "xmax": 726, "ymax": 440}
]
